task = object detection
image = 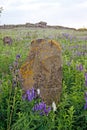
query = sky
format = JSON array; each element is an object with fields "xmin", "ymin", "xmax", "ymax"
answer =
[{"xmin": 0, "ymin": 0, "xmax": 87, "ymax": 29}]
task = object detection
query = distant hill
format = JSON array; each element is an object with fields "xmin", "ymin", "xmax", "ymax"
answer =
[{"xmin": 0, "ymin": 21, "xmax": 76, "ymax": 31}]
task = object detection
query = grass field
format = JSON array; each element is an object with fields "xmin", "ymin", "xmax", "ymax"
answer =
[{"xmin": 0, "ymin": 27, "xmax": 87, "ymax": 130}]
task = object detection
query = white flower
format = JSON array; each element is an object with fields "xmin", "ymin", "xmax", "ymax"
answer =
[
  {"xmin": 37, "ymin": 88, "xmax": 40, "ymax": 95},
  {"xmin": 52, "ymin": 101, "xmax": 57, "ymax": 111}
]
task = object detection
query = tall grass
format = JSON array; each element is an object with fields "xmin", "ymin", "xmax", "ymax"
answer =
[{"xmin": 0, "ymin": 27, "xmax": 87, "ymax": 130}]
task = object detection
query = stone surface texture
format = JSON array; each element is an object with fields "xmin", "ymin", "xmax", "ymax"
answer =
[{"xmin": 19, "ymin": 39, "xmax": 62, "ymax": 105}]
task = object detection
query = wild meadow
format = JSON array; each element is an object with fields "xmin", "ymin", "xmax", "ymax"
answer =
[{"xmin": 0, "ymin": 27, "xmax": 87, "ymax": 130}]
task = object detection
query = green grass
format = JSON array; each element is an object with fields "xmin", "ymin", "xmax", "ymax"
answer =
[{"xmin": 0, "ymin": 27, "xmax": 87, "ymax": 130}]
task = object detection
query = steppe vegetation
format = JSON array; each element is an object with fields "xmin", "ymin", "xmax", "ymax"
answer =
[{"xmin": 0, "ymin": 26, "xmax": 87, "ymax": 130}]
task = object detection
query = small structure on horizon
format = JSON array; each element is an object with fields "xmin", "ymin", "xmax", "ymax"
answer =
[{"xmin": 35, "ymin": 21, "xmax": 47, "ymax": 28}]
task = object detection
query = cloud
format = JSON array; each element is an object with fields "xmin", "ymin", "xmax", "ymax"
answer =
[{"xmin": 1, "ymin": 0, "xmax": 87, "ymax": 28}]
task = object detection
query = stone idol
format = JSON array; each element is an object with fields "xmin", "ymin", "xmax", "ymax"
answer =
[{"xmin": 19, "ymin": 39, "xmax": 62, "ymax": 105}]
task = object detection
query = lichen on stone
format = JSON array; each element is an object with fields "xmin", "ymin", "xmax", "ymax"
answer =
[{"xmin": 19, "ymin": 39, "xmax": 62, "ymax": 105}]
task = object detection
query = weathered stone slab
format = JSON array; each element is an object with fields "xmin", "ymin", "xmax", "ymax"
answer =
[
  {"xmin": 19, "ymin": 39, "xmax": 62, "ymax": 105},
  {"xmin": 3, "ymin": 36, "xmax": 13, "ymax": 45}
]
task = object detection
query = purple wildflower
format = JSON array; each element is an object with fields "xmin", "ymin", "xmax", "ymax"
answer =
[
  {"xmin": 79, "ymin": 64, "xmax": 83, "ymax": 71},
  {"xmin": 27, "ymin": 88, "xmax": 36, "ymax": 101},
  {"xmin": 84, "ymin": 102, "xmax": 87, "ymax": 110},
  {"xmin": 84, "ymin": 92, "xmax": 87, "ymax": 110},
  {"xmin": 44, "ymin": 107, "xmax": 51, "ymax": 115},
  {"xmin": 85, "ymin": 72, "xmax": 87, "ymax": 86},
  {"xmin": 85, "ymin": 73, "xmax": 87, "ymax": 81},
  {"xmin": 22, "ymin": 88, "xmax": 51, "ymax": 115},
  {"xmin": 62, "ymin": 33, "xmax": 69, "ymax": 39},
  {"xmin": 84, "ymin": 92, "xmax": 87, "ymax": 101},
  {"xmin": 76, "ymin": 64, "xmax": 83, "ymax": 71},
  {"xmin": 16, "ymin": 54, "xmax": 21, "ymax": 59},
  {"xmin": 33, "ymin": 102, "xmax": 51, "ymax": 116},
  {"xmin": 22, "ymin": 88, "xmax": 36, "ymax": 101},
  {"xmin": 33, "ymin": 102, "xmax": 46, "ymax": 111},
  {"xmin": 85, "ymin": 81, "xmax": 87, "ymax": 87}
]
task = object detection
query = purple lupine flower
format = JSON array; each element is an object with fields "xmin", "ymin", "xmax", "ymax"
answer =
[
  {"xmin": 84, "ymin": 92, "xmax": 87, "ymax": 110},
  {"xmin": 85, "ymin": 81, "xmax": 87, "ymax": 87},
  {"xmin": 44, "ymin": 107, "xmax": 51, "ymax": 115},
  {"xmin": 33, "ymin": 102, "xmax": 46, "ymax": 111},
  {"xmin": 85, "ymin": 72, "xmax": 87, "ymax": 86},
  {"xmin": 22, "ymin": 88, "xmax": 36, "ymax": 101},
  {"xmin": 62, "ymin": 33, "xmax": 69, "ymax": 39},
  {"xmin": 76, "ymin": 64, "xmax": 83, "ymax": 71},
  {"xmin": 84, "ymin": 92, "xmax": 87, "ymax": 101},
  {"xmin": 84, "ymin": 102, "xmax": 87, "ymax": 110},
  {"xmin": 33, "ymin": 102, "xmax": 51, "ymax": 116},
  {"xmin": 85, "ymin": 73, "xmax": 87, "ymax": 81},
  {"xmin": 79, "ymin": 64, "xmax": 83, "ymax": 71},
  {"xmin": 16, "ymin": 54, "xmax": 21, "ymax": 59},
  {"xmin": 26, "ymin": 88, "xmax": 36, "ymax": 101},
  {"xmin": 22, "ymin": 88, "xmax": 51, "ymax": 115}
]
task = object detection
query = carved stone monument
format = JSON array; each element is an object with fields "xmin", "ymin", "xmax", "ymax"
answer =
[{"xmin": 19, "ymin": 39, "xmax": 62, "ymax": 105}]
